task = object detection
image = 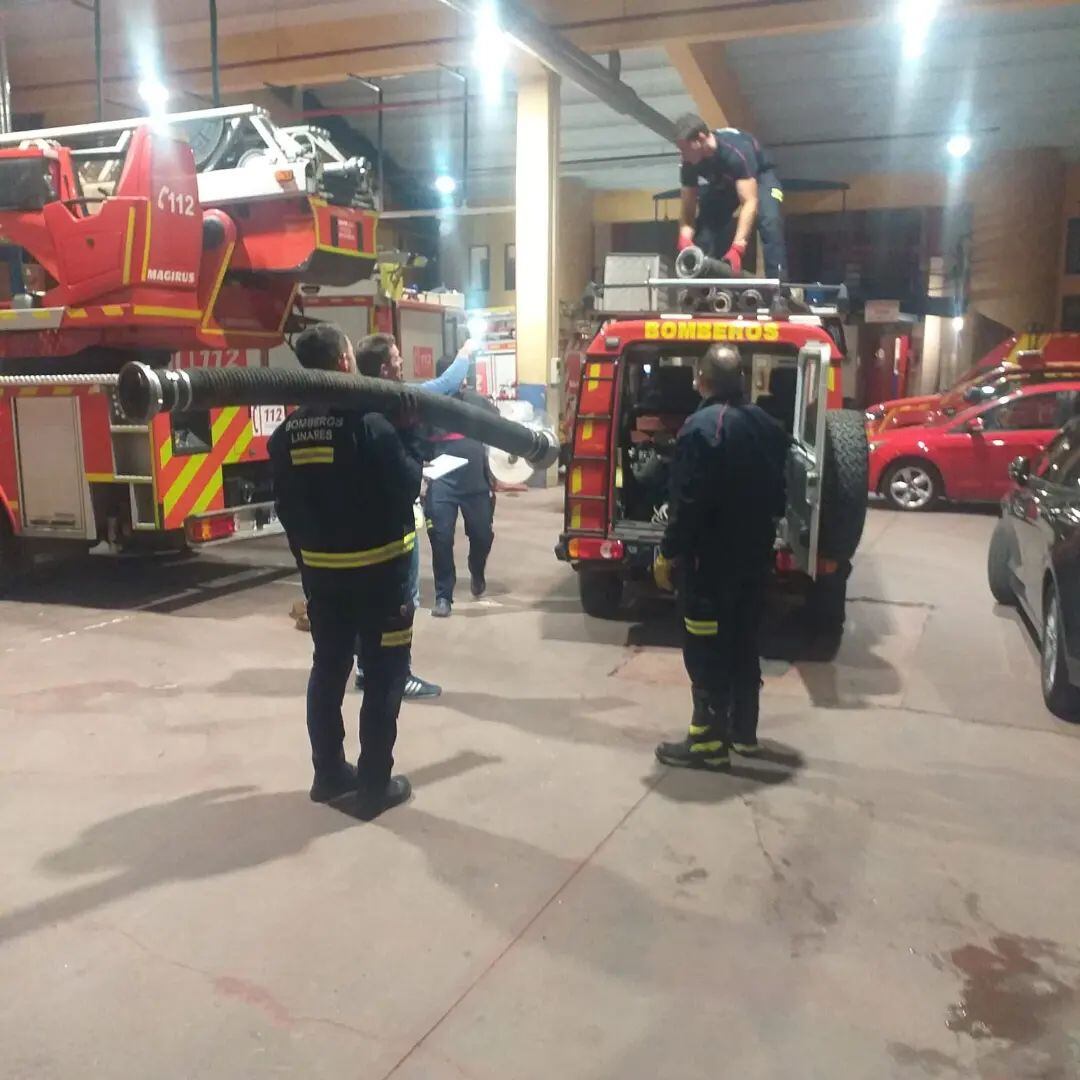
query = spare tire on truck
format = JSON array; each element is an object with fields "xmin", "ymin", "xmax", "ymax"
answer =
[
  {"xmin": 817, "ymin": 409, "xmax": 869, "ymax": 562},
  {"xmin": 805, "ymin": 410, "xmax": 868, "ymax": 653}
]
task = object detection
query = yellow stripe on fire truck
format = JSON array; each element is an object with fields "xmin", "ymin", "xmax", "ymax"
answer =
[
  {"xmin": 187, "ymin": 422, "xmax": 255, "ymax": 517},
  {"xmin": 162, "ymin": 407, "xmax": 241, "ymax": 518}
]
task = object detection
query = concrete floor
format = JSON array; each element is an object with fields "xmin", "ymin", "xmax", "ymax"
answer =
[{"xmin": 2, "ymin": 492, "xmax": 1080, "ymax": 1079}]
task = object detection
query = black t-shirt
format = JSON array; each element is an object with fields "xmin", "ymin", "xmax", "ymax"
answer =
[{"xmin": 679, "ymin": 128, "xmax": 776, "ymax": 189}]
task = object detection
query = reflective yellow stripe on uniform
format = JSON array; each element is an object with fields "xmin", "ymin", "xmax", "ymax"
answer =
[
  {"xmin": 684, "ymin": 618, "xmax": 719, "ymax": 636},
  {"xmin": 290, "ymin": 447, "xmax": 334, "ymax": 465},
  {"xmin": 380, "ymin": 627, "xmax": 414, "ymax": 648},
  {"xmin": 690, "ymin": 741, "xmax": 726, "ymax": 753},
  {"xmin": 301, "ymin": 531, "xmax": 416, "ymax": 569},
  {"xmin": 688, "ymin": 724, "xmax": 710, "ymax": 736}
]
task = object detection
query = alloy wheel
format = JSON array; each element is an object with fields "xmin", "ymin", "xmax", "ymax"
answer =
[{"xmin": 888, "ymin": 465, "xmax": 934, "ymax": 510}]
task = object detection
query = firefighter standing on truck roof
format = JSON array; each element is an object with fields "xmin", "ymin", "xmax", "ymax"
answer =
[
  {"xmin": 269, "ymin": 323, "xmax": 418, "ymax": 819},
  {"xmin": 654, "ymin": 345, "xmax": 790, "ymax": 770},
  {"xmin": 675, "ymin": 112, "xmax": 788, "ymax": 279}
]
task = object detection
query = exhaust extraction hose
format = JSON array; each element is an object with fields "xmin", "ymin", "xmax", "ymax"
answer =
[{"xmin": 117, "ymin": 362, "xmax": 560, "ymax": 469}]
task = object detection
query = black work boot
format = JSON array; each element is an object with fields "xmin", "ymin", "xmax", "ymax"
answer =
[
  {"xmin": 355, "ymin": 775, "xmax": 412, "ymax": 820},
  {"xmin": 730, "ymin": 678, "xmax": 763, "ymax": 756},
  {"xmin": 310, "ymin": 758, "xmax": 359, "ymax": 803},
  {"xmin": 470, "ymin": 573, "xmax": 486, "ymax": 598},
  {"xmin": 655, "ymin": 689, "xmax": 730, "ymax": 771}
]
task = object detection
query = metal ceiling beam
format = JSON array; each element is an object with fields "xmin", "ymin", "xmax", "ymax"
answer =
[{"xmin": 432, "ymin": 0, "xmax": 676, "ymax": 143}]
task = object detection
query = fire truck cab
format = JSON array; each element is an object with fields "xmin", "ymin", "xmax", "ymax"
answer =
[{"xmin": 557, "ymin": 298, "xmax": 869, "ymax": 646}]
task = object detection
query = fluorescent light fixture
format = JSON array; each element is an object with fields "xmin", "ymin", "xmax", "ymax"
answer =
[
  {"xmin": 897, "ymin": 0, "xmax": 940, "ymax": 60},
  {"xmin": 433, "ymin": 174, "xmax": 458, "ymax": 196},
  {"xmin": 946, "ymin": 134, "xmax": 972, "ymax": 159},
  {"xmin": 137, "ymin": 78, "xmax": 170, "ymax": 112},
  {"xmin": 473, "ymin": 1, "xmax": 510, "ymax": 98},
  {"xmin": 952, "ymin": 316, "xmax": 965, "ymax": 332}
]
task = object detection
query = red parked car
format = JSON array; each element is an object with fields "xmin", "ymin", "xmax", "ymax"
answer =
[
  {"xmin": 869, "ymin": 381, "xmax": 1080, "ymax": 510},
  {"xmin": 865, "ymin": 333, "xmax": 1080, "ymax": 435}
]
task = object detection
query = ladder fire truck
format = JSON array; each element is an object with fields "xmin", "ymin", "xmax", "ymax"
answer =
[{"xmin": 0, "ymin": 105, "xmax": 378, "ymax": 582}]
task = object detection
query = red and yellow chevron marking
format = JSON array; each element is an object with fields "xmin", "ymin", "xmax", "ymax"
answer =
[{"xmin": 156, "ymin": 406, "xmax": 254, "ymax": 529}]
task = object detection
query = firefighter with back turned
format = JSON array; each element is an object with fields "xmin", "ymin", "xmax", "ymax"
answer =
[{"xmin": 269, "ymin": 323, "xmax": 419, "ymax": 819}]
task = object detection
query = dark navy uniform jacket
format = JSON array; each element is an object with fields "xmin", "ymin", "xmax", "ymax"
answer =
[
  {"xmin": 661, "ymin": 397, "xmax": 790, "ymax": 581},
  {"xmin": 269, "ymin": 406, "xmax": 422, "ymax": 590}
]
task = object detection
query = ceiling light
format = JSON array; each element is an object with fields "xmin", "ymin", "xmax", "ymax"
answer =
[
  {"xmin": 473, "ymin": 1, "xmax": 510, "ymax": 98},
  {"xmin": 433, "ymin": 174, "xmax": 458, "ymax": 196},
  {"xmin": 137, "ymin": 78, "xmax": 170, "ymax": 113},
  {"xmin": 897, "ymin": 0, "xmax": 940, "ymax": 60},
  {"xmin": 946, "ymin": 134, "xmax": 972, "ymax": 159},
  {"xmin": 952, "ymin": 315, "xmax": 965, "ymax": 332}
]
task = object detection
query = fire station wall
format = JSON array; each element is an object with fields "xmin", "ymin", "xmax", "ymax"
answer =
[{"xmin": 437, "ymin": 179, "xmax": 593, "ymax": 312}]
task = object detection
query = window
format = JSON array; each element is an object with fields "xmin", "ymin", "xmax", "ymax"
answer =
[
  {"xmin": 1037, "ymin": 431, "xmax": 1080, "ymax": 486},
  {"xmin": 504, "ymin": 243, "xmax": 516, "ymax": 292},
  {"xmin": 1063, "ymin": 295, "xmax": 1080, "ymax": 334},
  {"xmin": 1066, "ymin": 218, "xmax": 1080, "ymax": 276},
  {"xmin": 982, "ymin": 392, "xmax": 1074, "ymax": 432},
  {"xmin": 469, "ymin": 245, "xmax": 490, "ymax": 293}
]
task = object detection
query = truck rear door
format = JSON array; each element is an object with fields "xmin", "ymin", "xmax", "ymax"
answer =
[{"xmin": 783, "ymin": 341, "xmax": 830, "ymax": 579}]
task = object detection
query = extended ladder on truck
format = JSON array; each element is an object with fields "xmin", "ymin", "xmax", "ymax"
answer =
[{"xmin": 0, "ymin": 106, "xmax": 378, "ymax": 576}]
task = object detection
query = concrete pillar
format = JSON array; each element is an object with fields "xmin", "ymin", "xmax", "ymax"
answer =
[
  {"xmin": 967, "ymin": 149, "xmax": 1064, "ymax": 334},
  {"xmin": 515, "ymin": 66, "xmax": 560, "ymax": 464}
]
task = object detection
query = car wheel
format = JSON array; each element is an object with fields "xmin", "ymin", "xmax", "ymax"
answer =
[
  {"xmin": 1041, "ymin": 584, "xmax": 1080, "ymax": 721},
  {"xmin": 882, "ymin": 460, "xmax": 940, "ymax": 512},
  {"xmin": 578, "ymin": 569, "xmax": 623, "ymax": 619},
  {"xmin": 987, "ymin": 520, "xmax": 1015, "ymax": 605}
]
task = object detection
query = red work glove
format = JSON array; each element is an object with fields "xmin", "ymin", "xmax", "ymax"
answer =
[
  {"xmin": 722, "ymin": 241, "xmax": 747, "ymax": 274},
  {"xmin": 677, "ymin": 230, "xmax": 695, "ymax": 253}
]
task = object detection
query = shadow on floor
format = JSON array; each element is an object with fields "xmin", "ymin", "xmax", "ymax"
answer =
[
  {"xmin": 435, "ymin": 690, "xmax": 656, "ymax": 749},
  {"xmin": 647, "ymin": 740, "xmax": 806, "ymax": 805},
  {"xmin": 1, "ymin": 753, "xmax": 487, "ymax": 948},
  {"xmin": 3, "ymin": 540, "xmax": 297, "ymax": 617}
]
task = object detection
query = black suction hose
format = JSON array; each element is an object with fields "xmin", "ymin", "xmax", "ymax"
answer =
[
  {"xmin": 117, "ymin": 363, "xmax": 560, "ymax": 468},
  {"xmin": 675, "ymin": 245, "xmax": 739, "ymax": 280}
]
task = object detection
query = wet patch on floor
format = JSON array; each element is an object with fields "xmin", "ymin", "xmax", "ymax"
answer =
[
  {"xmin": 946, "ymin": 936, "xmax": 1073, "ymax": 1042},
  {"xmin": 942, "ymin": 934, "xmax": 1080, "ymax": 1077}
]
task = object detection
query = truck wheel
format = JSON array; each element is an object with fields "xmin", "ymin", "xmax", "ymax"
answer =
[
  {"xmin": 578, "ymin": 569, "xmax": 623, "ymax": 619},
  {"xmin": 0, "ymin": 513, "xmax": 24, "ymax": 594},
  {"xmin": 804, "ymin": 562, "xmax": 850, "ymax": 660},
  {"xmin": 987, "ymin": 520, "xmax": 1015, "ymax": 606},
  {"xmin": 818, "ymin": 410, "xmax": 869, "ymax": 561}
]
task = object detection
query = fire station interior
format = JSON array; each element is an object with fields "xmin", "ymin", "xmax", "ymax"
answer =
[{"xmin": 4, "ymin": 4, "xmax": 1080, "ymax": 1079}]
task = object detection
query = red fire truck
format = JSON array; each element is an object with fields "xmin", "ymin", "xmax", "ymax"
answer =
[{"xmin": 0, "ymin": 105, "xmax": 377, "ymax": 582}]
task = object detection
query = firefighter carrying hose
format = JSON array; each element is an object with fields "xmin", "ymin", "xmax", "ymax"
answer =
[
  {"xmin": 653, "ymin": 345, "xmax": 790, "ymax": 770},
  {"xmin": 269, "ymin": 323, "xmax": 419, "ymax": 818},
  {"xmin": 675, "ymin": 112, "xmax": 788, "ymax": 279}
]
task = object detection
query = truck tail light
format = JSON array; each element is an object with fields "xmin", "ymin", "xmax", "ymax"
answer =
[
  {"xmin": 568, "ymin": 537, "xmax": 624, "ymax": 561},
  {"xmin": 188, "ymin": 515, "xmax": 236, "ymax": 543},
  {"xmin": 774, "ymin": 549, "xmax": 796, "ymax": 574}
]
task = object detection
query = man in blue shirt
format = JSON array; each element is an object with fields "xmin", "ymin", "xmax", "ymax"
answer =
[{"xmin": 353, "ymin": 332, "xmax": 478, "ymax": 697}]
